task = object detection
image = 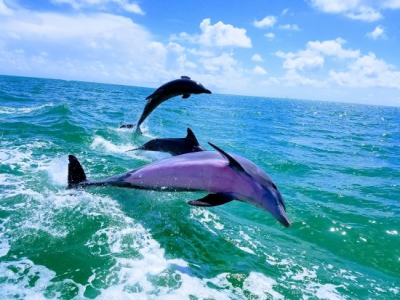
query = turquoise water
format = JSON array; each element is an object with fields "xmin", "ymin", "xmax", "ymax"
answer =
[{"xmin": 0, "ymin": 75, "xmax": 399, "ymax": 299}]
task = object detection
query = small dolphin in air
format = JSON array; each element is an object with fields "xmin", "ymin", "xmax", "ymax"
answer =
[
  {"xmin": 68, "ymin": 143, "xmax": 291, "ymax": 227},
  {"xmin": 120, "ymin": 76, "xmax": 211, "ymax": 133}
]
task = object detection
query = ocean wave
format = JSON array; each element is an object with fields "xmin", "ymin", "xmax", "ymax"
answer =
[{"xmin": 0, "ymin": 103, "xmax": 55, "ymax": 114}]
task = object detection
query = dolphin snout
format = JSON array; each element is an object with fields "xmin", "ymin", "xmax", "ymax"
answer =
[
  {"xmin": 276, "ymin": 205, "xmax": 291, "ymax": 227},
  {"xmin": 205, "ymin": 89, "xmax": 212, "ymax": 94}
]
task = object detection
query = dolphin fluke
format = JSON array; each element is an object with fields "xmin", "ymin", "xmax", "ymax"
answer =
[{"xmin": 68, "ymin": 155, "xmax": 87, "ymax": 188}]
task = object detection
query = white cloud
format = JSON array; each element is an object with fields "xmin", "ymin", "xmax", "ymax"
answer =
[
  {"xmin": 253, "ymin": 16, "xmax": 277, "ymax": 28},
  {"xmin": 281, "ymin": 70, "xmax": 326, "ymax": 87},
  {"xmin": 281, "ymin": 8, "xmax": 289, "ymax": 16},
  {"xmin": 264, "ymin": 32, "xmax": 275, "ymax": 39},
  {"xmin": 52, "ymin": 0, "xmax": 145, "ymax": 14},
  {"xmin": 253, "ymin": 66, "xmax": 268, "ymax": 75},
  {"xmin": 309, "ymin": 0, "xmax": 400, "ymax": 22},
  {"xmin": 276, "ymin": 38, "xmax": 360, "ymax": 71},
  {"xmin": 367, "ymin": 25, "xmax": 385, "ymax": 40},
  {"xmin": 0, "ymin": 10, "xmax": 184, "ymax": 85},
  {"xmin": 278, "ymin": 24, "xmax": 300, "ymax": 31},
  {"xmin": 276, "ymin": 50, "xmax": 324, "ymax": 71},
  {"xmin": 345, "ymin": 6, "xmax": 382, "ymax": 22},
  {"xmin": 330, "ymin": 52, "xmax": 400, "ymax": 89},
  {"xmin": 251, "ymin": 54, "xmax": 263, "ymax": 62},
  {"xmin": 307, "ymin": 38, "xmax": 360, "ymax": 59},
  {"xmin": 198, "ymin": 19, "xmax": 252, "ymax": 48},
  {"xmin": 0, "ymin": 0, "xmax": 12, "ymax": 15},
  {"xmin": 200, "ymin": 52, "xmax": 237, "ymax": 72},
  {"xmin": 174, "ymin": 19, "xmax": 252, "ymax": 48}
]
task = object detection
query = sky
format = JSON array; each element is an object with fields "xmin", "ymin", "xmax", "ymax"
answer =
[{"xmin": 1, "ymin": 0, "xmax": 400, "ymax": 106}]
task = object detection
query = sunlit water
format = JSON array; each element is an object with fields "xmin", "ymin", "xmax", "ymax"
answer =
[{"xmin": 0, "ymin": 75, "xmax": 399, "ymax": 299}]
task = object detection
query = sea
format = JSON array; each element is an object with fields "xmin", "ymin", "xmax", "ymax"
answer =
[{"xmin": 0, "ymin": 75, "xmax": 399, "ymax": 299}]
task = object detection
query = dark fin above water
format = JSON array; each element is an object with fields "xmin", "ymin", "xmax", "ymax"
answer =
[
  {"xmin": 186, "ymin": 128, "xmax": 200, "ymax": 146},
  {"xmin": 208, "ymin": 142, "xmax": 246, "ymax": 174},
  {"xmin": 182, "ymin": 93, "xmax": 190, "ymax": 99},
  {"xmin": 135, "ymin": 125, "xmax": 143, "ymax": 134},
  {"xmin": 120, "ymin": 124, "xmax": 134, "ymax": 129},
  {"xmin": 68, "ymin": 155, "xmax": 87, "ymax": 188},
  {"xmin": 181, "ymin": 76, "xmax": 191, "ymax": 79},
  {"xmin": 188, "ymin": 193, "xmax": 234, "ymax": 207}
]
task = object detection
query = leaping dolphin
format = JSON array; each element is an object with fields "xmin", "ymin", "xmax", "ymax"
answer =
[
  {"xmin": 68, "ymin": 143, "xmax": 291, "ymax": 227},
  {"xmin": 120, "ymin": 76, "xmax": 211, "ymax": 133},
  {"xmin": 127, "ymin": 128, "xmax": 204, "ymax": 156}
]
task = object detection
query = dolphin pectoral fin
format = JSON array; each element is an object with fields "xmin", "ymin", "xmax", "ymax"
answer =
[
  {"xmin": 188, "ymin": 193, "xmax": 234, "ymax": 207},
  {"xmin": 182, "ymin": 93, "xmax": 190, "ymax": 99},
  {"xmin": 120, "ymin": 124, "xmax": 134, "ymax": 129}
]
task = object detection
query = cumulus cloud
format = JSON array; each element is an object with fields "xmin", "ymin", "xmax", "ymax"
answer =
[
  {"xmin": 367, "ymin": 25, "xmax": 386, "ymax": 40},
  {"xmin": 52, "ymin": 0, "xmax": 145, "ymax": 15},
  {"xmin": 172, "ymin": 19, "xmax": 252, "ymax": 48},
  {"xmin": 264, "ymin": 33, "xmax": 275, "ymax": 39},
  {"xmin": 0, "ymin": 9, "xmax": 187, "ymax": 85},
  {"xmin": 275, "ymin": 37, "xmax": 400, "ymax": 91},
  {"xmin": 253, "ymin": 16, "xmax": 277, "ymax": 28},
  {"xmin": 0, "ymin": 0, "xmax": 12, "ymax": 15},
  {"xmin": 253, "ymin": 66, "xmax": 268, "ymax": 75},
  {"xmin": 276, "ymin": 38, "xmax": 359, "ymax": 71},
  {"xmin": 198, "ymin": 19, "xmax": 252, "ymax": 48},
  {"xmin": 251, "ymin": 54, "xmax": 263, "ymax": 62},
  {"xmin": 309, "ymin": 0, "xmax": 400, "ymax": 22},
  {"xmin": 281, "ymin": 70, "xmax": 326, "ymax": 87},
  {"xmin": 278, "ymin": 24, "xmax": 300, "ymax": 31},
  {"xmin": 330, "ymin": 53, "xmax": 400, "ymax": 89}
]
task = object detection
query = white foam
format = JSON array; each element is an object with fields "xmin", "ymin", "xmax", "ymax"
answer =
[
  {"xmin": 314, "ymin": 283, "xmax": 345, "ymax": 300},
  {"xmin": 38, "ymin": 156, "xmax": 68, "ymax": 186},
  {"xmin": 243, "ymin": 272, "xmax": 284, "ymax": 299},
  {"xmin": 91, "ymin": 136, "xmax": 136, "ymax": 153},
  {"xmin": 0, "ymin": 258, "xmax": 57, "ymax": 299},
  {"xmin": 292, "ymin": 267, "xmax": 317, "ymax": 281},
  {"xmin": 0, "ymin": 103, "xmax": 54, "ymax": 114},
  {"xmin": 0, "ymin": 239, "xmax": 10, "ymax": 257},
  {"xmin": 190, "ymin": 208, "xmax": 225, "ymax": 234}
]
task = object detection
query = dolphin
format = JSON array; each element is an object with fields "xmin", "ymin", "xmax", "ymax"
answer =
[
  {"xmin": 127, "ymin": 128, "xmax": 204, "ymax": 156},
  {"xmin": 68, "ymin": 143, "xmax": 291, "ymax": 227},
  {"xmin": 120, "ymin": 76, "xmax": 211, "ymax": 133}
]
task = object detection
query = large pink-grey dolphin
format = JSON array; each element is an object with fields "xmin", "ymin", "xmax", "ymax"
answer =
[
  {"xmin": 68, "ymin": 143, "xmax": 291, "ymax": 227},
  {"xmin": 120, "ymin": 76, "xmax": 211, "ymax": 133},
  {"xmin": 127, "ymin": 128, "xmax": 204, "ymax": 156}
]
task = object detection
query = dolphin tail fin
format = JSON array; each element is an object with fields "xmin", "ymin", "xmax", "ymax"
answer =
[
  {"xmin": 68, "ymin": 155, "xmax": 87, "ymax": 188},
  {"xmin": 135, "ymin": 125, "xmax": 143, "ymax": 134}
]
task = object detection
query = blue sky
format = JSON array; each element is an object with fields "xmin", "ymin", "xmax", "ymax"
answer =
[{"xmin": 1, "ymin": 0, "xmax": 400, "ymax": 106}]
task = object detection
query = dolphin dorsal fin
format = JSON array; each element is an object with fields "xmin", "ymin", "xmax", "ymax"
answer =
[
  {"xmin": 208, "ymin": 142, "xmax": 246, "ymax": 174},
  {"xmin": 185, "ymin": 128, "xmax": 200, "ymax": 146},
  {"xmin": 181, "ymin": 76, "xmax": 191, "ymax": 80}
]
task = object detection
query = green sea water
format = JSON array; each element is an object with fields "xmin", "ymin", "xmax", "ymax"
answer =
[{"xmin": 0, "ymin": 75, "xmax": 399, "ymax": 299}]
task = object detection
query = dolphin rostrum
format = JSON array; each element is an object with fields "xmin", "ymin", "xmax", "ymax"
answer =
[
  {"xmin": 127, "ymin": 128, "xmax": 204, "ymax": 156},
  {"xmin": 120, "ymin": 76, "xmax": 211, "ymax": 133},
  {"xmin": 68, "ymin": 143, "xmax": 291, "ymax": 227}
]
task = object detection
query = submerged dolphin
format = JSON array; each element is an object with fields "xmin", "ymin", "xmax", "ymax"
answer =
[
  {"xmin": 68, "ymin": 143, "xmax": 291, "ymax": 227},
  {"xmin": 120, "ymin": 76, "xmax": 211, "ymax": 133},
  {"xmin": 127, "ymin": 128, "xmax": 204, "ymax": 156}
]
